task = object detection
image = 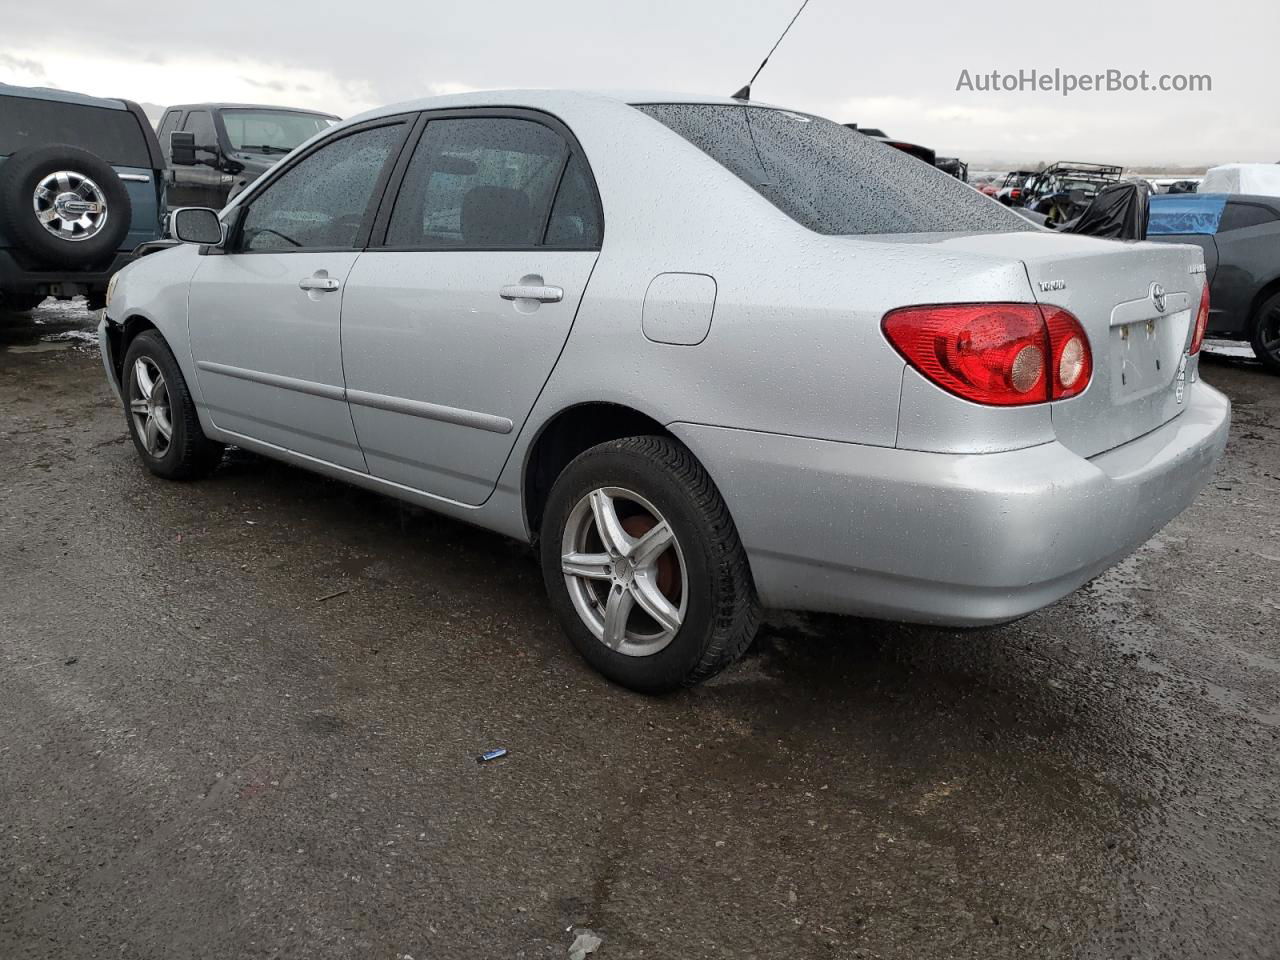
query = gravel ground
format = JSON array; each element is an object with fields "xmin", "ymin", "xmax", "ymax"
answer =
[{"xmin": 2, "ymin": 302, "xmax": 1278, "ymax": 959}]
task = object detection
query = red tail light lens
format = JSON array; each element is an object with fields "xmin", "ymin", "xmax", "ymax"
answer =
[
  {"xmin": 1042, "ymin": 306, "xmax": 1092, "ymax": 400},
  {"xmin": 1190, "ymin": 282, "xmax": 1209, "ymax": 354},
  {"xmin": 882, "ymin": 303, "xmax": 1092, "ymax": 406}
]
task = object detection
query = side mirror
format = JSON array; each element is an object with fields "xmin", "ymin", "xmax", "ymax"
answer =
[
  {"xmin": 171, "ymin": 207, "xmax": 224, "ymax": 245},
  {"xmin": 170, "ymin": 130, "xmax": 197, "ymax": 166}
]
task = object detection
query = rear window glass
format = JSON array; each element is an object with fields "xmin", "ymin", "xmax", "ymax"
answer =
[
  {"xmin": 634, "ymin": 103, "xmax": 1031, "ymax": 236},
  {"xmin": 1218, "ymin": 201, "xmax": 1278, "ymax": 233},
  {"xmin": 1148, "ymin": 194, "xmax": 1228, "ymax": 236},
  {"xmin": 0, "ymin": 95, "xmax": 153, "ymax": 167}
]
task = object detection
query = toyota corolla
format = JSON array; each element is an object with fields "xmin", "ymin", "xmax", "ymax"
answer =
[{"xmin": 98, "ymin": 91, "xmax": 1230, "ymax": 692}]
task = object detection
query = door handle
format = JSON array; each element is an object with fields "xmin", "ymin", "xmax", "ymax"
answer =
[
  {"xmin": 500, "ymin": 283, "xmax": 563, "ymax": 303},
  {"xmin": 299, "ymin": 276, "xmax": 340, "ymax": 292}
]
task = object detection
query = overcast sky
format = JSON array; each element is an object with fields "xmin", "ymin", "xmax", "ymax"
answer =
[{"xmin": 1, "ymin": 0, "xmax": 1275, "ymax": 167}]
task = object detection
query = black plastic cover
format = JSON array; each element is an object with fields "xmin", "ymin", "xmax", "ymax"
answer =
[{"xmin": 1061, "ymin": 181, "xmax": 1150, "ymax": 240}]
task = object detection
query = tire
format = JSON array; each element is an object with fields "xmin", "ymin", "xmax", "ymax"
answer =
[
  {"xmin": 0, "ymin": 291, "xmax": 45, "ymax": 313},
  {"xmin": 0, "ymin": 145, "xmax": 132, "ymax": 268},
  {"xmin": 1249, "ymin": 291, "xmax": 1280, "ymax": 373},
  {"xmin": 540, "ymin": 435, "xmax": 760, "ymax": 693},
  {"xmin": 121, "ymin": 330, "xmax": 223, "ymax": 479}
]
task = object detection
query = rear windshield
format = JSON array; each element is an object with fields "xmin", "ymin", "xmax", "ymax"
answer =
[
  {"xmin": 1148, "ymin": 194, "xmax": 1228, "ymax": 236},
  {"xmin": 0, "ymin": 95, "xmax": 153, "ymax": 167},
  {"xmin": 220, "ymin": 110, "xmax": 336, "ymax": 154},
  {"xmin": 634, "ymin": 103, "xmax": 1031, "ymax": 236}
]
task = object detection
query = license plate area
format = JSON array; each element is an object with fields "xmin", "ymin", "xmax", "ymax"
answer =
[{"xmin": 1109, "ymin": 309, "xmax": 1188, "ymax": 401}]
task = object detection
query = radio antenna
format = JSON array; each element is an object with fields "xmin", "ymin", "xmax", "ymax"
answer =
[{"xmin": 732, "ymin": 0, "xmax": 813, "ymax": 101}]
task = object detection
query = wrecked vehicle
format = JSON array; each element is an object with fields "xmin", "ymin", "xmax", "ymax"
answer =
[
  {"xmin": 0, "ymin": 83, "xmax": 166, "ymax": 312},
  {"xmin": 1059, "ymin": 180, "xmax": 1151, "ymax": 240},
  {"xmin": 995, "ymin": 170, "xmax": 1034, "ymax": 206},
  {"xmin": 158, "ymin": 103, "xmax": 339, "ymax": 209},
  {"xmin": 100, "ymin": 91, "xmax": 1228, "ymax": 693},
  {"xmin": 1147, "ymin": 192, "xmax": 1280, "ymax": 371},
  {"xmin": 1023, "ymin": 162, "xmax": 1124, "ymax": 225},
  {"xmin": 1198, "ymin": 164, "xmax": 1280, "ymax": 199}
]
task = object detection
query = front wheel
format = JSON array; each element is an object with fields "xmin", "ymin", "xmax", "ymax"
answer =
[
  {"xmin": 122, "ymin": 330, "xmax": 224, "ymax": 479},
  {"xmin": 540, "ymin": 436, "xmax": 760, "ymax": 693},
  {"xmin": 1250, "ymin": 291, "xmax": 1280, "ymax": 373}
]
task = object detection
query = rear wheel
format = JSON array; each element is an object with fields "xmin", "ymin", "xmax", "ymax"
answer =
[
  {"xmin": 1249, "ymin": 291, "xmax": 1280, "ymax": 373},
  {"xmin": 540, "ymin": 436, "xmax": 760, "ymax": 693},
  {"xmin": 122, "ymin": 330, "xmax": 223, "ymax": 479}
]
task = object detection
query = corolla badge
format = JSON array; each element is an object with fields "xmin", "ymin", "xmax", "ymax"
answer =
[{"xmin": 1151, "ymin": 282, "xmax": 1167, "ymax": 313}]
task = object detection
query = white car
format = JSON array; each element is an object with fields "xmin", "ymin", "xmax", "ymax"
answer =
[{"xmin": 100, "ymin": 91, "xmax": 1229, "ymax": 692}]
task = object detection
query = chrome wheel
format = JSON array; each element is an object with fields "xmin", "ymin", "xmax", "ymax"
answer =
[
  {"xmin": 560, "ymin": 486, "xmax": 687, "ymax": 657},
  {"xmin": 33, "ymin": 170, "xmax": 108, "ymax": 242},
  {"xmin": 129, "ymin": 357, "xmax": 173, "ymax": 459}
]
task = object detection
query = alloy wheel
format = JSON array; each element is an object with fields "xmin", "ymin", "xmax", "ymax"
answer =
[
  {"xmin": 560, "ymin": 486, "xmax": 688, "ymax": 657},
  {"xmin": 129, "ymin": 357, "xmax": 174, "ymax": 459},
  {"xmin": 33, "ymin": 170, "xmax": 109, "ymax": 242}
]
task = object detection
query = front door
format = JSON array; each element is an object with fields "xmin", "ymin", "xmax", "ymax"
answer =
[
  {"xmin": 340, "ymin": 114, "xmax": 603, "ymax": 504},
  {"xmin": 188, "ymin": 119, "xmax": 409, "ymax": 471}
]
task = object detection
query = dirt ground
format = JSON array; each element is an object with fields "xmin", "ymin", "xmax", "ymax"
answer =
[{"xmin": 2, "ymin": 302, "xmax": 1278, "ymax": 959}]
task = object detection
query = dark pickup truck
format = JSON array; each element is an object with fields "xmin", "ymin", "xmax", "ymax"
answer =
[{"xmin": 156, "ymin": 103, "xmax": 339, "ymax": 209}]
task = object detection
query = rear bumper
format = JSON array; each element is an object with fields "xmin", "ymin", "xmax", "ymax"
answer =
[
  {"xmin": 672, "ymin": 381, "xmax": 1231, "ymax": 626},
  {"xmin": 0, "ymin": 248, "xmax": 137, "ymax": 298}
]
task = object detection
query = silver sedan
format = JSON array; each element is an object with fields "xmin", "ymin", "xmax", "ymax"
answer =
[{"xmin": 99, "ymin": 91, "xmax": 1229, "ymax": 692}]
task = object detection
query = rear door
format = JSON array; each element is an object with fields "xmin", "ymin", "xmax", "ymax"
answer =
[
  {"xmin": 340, "ymin": 111, "xmax": 602, "ymax": 505},
  {"xmin": 187, "ymin": 118, "xmax": 410, "ymax": 470}
]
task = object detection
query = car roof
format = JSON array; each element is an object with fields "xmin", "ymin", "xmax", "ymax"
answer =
[
  {"xmin": 164, "ymin": 102, "xmax": 341, "ymax": 118},
  {"xmin": 0, "ymin": 82, "xmax": 127, "ymax": 110},
  {"xmin": 344, "ymin": 89, "xmax": 783, "ymax": 125}
]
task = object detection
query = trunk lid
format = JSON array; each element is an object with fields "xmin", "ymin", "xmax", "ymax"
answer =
[{"xmin": 900, "ymin": 232, "xmax": 1204, "ymax": 458}]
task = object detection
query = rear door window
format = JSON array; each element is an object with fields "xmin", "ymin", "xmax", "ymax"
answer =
[
  {"xmin": 634, "ymin": 103, "xmax": 1031, "ymax": 236},
  {"xmin": 0, "ymin": 95, "xmax": 152, "ymax": 166},
  {"xmin": 238, "ymin": 123, "xmax": 405, "ymax": 252},
  {"xmin": 385, "ymin": 117, "xmax": 571, "ymax": 249},
  {"xmin": 545, "ymin": 153, "xmax": 602, "ymax": 248}
]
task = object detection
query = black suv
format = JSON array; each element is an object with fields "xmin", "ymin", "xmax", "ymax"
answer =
[
  {"xmin": 157, "ymin": 103, "xmax": 339, "ymax": 209},
  {"xmin": 0, "ymin": 83, "xmax": 167, "ymax": 312}
]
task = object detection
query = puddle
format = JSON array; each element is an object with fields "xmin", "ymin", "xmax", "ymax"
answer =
[{"xmin": 2, "ymin": 297, "xmax": 98, "ymax": 352}]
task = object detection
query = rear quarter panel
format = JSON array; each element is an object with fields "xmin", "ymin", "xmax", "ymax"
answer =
[{"xmin": 116, "ymin": 165, "xmax": 165, "ymax": 250}]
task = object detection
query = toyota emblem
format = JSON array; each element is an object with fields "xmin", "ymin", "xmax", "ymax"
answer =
[{"xmin": 1151, "ymin": 282, "xmax": 1166, "ymax": 313}]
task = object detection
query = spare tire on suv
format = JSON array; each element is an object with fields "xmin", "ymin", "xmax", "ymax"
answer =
[{"xmin": 0, "ymin": 144, "xmax": 132, "ymax": 268}]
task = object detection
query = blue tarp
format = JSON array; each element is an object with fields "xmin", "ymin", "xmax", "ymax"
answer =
[{"xmin": 1147, "ymin": 194, "xmax": 1228, "ymax": 236}]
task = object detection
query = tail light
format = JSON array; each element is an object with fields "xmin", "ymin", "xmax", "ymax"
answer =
[
  {"xmin": 882, "ymin": 303, "xmax": 1092, "ymax": 406},
  {"xmin": 1189, "ymin": 282, "xmax": 1209, "ymax": 354},
  {"xmin": 1011, "ymin": 188, "xmax": 1022, "ymax": 201}
]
